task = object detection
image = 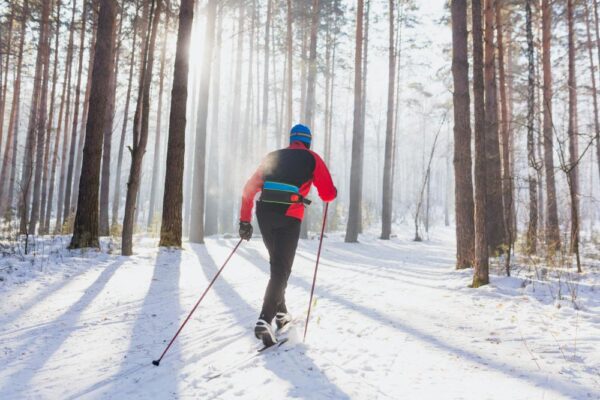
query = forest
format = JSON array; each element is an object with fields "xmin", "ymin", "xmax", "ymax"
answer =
[{"xmin": 0, "ymin": 0, "xmax": 599, "ymax": 399}]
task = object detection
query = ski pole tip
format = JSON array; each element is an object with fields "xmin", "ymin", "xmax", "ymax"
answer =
[{"xmin": 152, "ymin": 360, "xmax": 160, "ymax": 366}]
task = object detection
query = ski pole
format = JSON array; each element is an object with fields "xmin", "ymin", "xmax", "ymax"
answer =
[
  {"xmin": 152, "ymin": 238, "xmax": 244, "ymax": 366},
  {"xmin": 303, "ymin": 202, "xmax": 329, "ymax": 343}
]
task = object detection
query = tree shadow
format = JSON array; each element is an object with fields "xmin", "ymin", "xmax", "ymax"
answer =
[
  {"xmin": 190, "ymin": 242, "xmax": 351, "ymax": 399},
  {"xmin": 0, "ymin": 257, "xmax": 125, "ymax": 398},
  {"xmin": 234, "ymin": 246, "xmax": 598, "ymax": 399},
  {"xmin": 1, "ymin": 252, "xmax": 115, "ymax": 332},
  {"xmin": 80, "ymin": 248, "xmax": 183, "ymax": 399}
]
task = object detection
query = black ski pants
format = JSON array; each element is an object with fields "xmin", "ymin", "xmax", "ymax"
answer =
[{"xmin": 256, "ymin": 205, "xmax": 301, "ymax": 323}]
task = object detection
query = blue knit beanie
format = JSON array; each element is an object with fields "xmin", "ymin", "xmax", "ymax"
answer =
[{"xmin": 290, "ymin": 124, "xmax": 312, "ymax": 146}]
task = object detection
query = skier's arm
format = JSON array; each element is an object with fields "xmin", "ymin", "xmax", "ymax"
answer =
[
  {"xmin": 310, "ymin": 151, "xmax": 337, "ymax": 202},
  {"xmin": 240, "ymin": 165, "xmax": 264, "ymax": 223}
]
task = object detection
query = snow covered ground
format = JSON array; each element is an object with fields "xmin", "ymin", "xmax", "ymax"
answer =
[{"xmin": 0, "ymin": 227, "xmax": 599, "ymax": 399}]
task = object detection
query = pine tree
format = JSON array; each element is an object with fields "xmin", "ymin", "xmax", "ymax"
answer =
[
  {"xmin": 70, "ymin": 0, "xmax": 118, "ymax": 249},
  {"xmin": 159, "ymin": 0, "xmax": 196, "ymax": 247},
  {"xmin": 450, "ymin": 0, "xmax": 475, "ymax": 268}
]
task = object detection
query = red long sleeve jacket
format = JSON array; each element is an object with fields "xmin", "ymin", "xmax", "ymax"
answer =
[{"xmin": 240, "ymin": 142, "xmax": 337, "ymax": 222}]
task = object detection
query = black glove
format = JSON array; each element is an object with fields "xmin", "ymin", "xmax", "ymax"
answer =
[{"xmin": 239, "ymin": 221, "xmax": 253, "ymax": 241}]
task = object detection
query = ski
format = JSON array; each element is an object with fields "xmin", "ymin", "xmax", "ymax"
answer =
[{"xmin": 206, "ymin": 338, "xmax": 289, "ymax": 381}]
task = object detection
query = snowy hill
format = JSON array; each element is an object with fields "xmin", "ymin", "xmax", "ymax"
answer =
[{"xmin": 1, "ymin": 228, "xmax": 598, "ymax": 399}]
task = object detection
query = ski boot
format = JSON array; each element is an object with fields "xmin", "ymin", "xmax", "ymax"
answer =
[
  {"xmin": 275, "ymin": 312, "xmax": 292, "ymax": 331},
  {"xmin": 254, "ymin": 319, "xmax": 277, "ymax": 347}
]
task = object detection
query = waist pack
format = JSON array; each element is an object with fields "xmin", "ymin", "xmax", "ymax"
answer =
[{"xmin": 259, "ymin": 181, "xmax": 312, "ymax": 206}]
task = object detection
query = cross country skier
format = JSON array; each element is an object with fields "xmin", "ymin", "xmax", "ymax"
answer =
[{"xmin": 238, "ymin": 124, "xmax": 337, "ymax": 347}]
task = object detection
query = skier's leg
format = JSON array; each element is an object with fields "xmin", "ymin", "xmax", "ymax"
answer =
[
  {"xmin": 256, "ymin": 209, "xmax": 279, "ymax": 324},
  {"xmin": 273, "ymin": 217, "xmax": 301, "ymax": 317}
]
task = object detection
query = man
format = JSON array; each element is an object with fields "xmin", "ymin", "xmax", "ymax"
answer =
[{"xmin": 239, "ymin": 124, "xmax": 337, "ymax": 346}]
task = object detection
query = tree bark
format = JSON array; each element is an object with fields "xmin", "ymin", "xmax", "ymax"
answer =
[
  {"xmin": 0, "ymin": 0, "xmax": 28, "ymax": 217},
  {"xmin": 99, "ymin": 7, "xmax": 123, "ymax": 236},
  {"xmin": 112, "ymin": 0, "xmax": 140, "ymax": 227},
  {"xmin": 483, "ymin": 0, "xmax": 506, "ymax": 254},
  {"xmin": 189, "ymin": 0, "xmax": 217, "ymax": 244},
  {"xmin": 567, "ymin": 0, "xmax": 581, "ymax": 272},
  {"xmin": 122, "ymin": 0, "xmax": 163, "ymax": 256},
  {"xmin": 147, "ymin": 7, "xmax": 170, "ymax": 229},
  {"xmin": 39, "ymin": 0, "xmax": 63, "ymax": 234},
  {"xmin": 72, "ymin": 7, "xmax": 98, "ymax": 211},
  {"xmin": 496, "ymin": 0, "xmax": 513, "ymax": 252},
  {"xmin": 0, "ymin": 5, "xmax": 14, "ymax": 155},
  {"xmin": 70, "ymin": 0, "xmax": 118, "ymax": 248},
  {"xmin": 159, "ymin": 0, "xmax": 195, "ymax": 247},
  {"xmin": 472, "ymin": 0, "xmax": 490, "ymax": 287},
  {"xmin": 541, "ymin": 0, "xmax": 560, "ymax": 252},
  {"xmin": 525, "ymin": 0, "xmax": 538, "ymax": 254},
  {"xmin": 219, "ymin": 5, "xmax": 244, "ymax": 234},
  {"xmin": 303, "ymin": 0, "xmax": 319, "ymax": 127},
  {"xmin": 594, "ymin": 0, "xmax": 600, "ymax": 183},
  {"xmin": 46, "ymin": 0, "xmax": 73, "ymax": 233},
  {"xmin": 585, "ymin": 0, "xmax": 600, "ymax": 231},
  {"xmin": 19, "ymin": 0, "xmax": 51, "ymax": 234},
  {"xmin": 381, "ymin": 0, "xmax": 397, "ymax": 240},
  {"xmin": 55, "ymin": 0, "xmax": 77, "ymax": 232},
  {"xmin": 63, "ymin": 0, "xmax": 88, "ymax": 225},
  {"xmin": 285, "ymin": 0, "xmax": 293, "ymax": 142},
  {"xmin": 205, "ymin": 12, "xmax": 222, "ymax": 236},
  {"xmin": 450, "ymin": 0, "xmax": 475, "ymax": 268},
  {"xmin": 344, "ymin": 0, "xmax": 364, "ymax": 243},
  {"xmin": 260, "ymin": 0, "xmax": 272, "ymax": 154},
  {"xmin": 29, "ymin": 0, "xmax": 53, "ymax": 234}
]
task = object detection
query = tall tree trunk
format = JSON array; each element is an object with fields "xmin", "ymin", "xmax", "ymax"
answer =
[
  {"xmin": 525, "ymin": 0, "xmax": 538, "ymax": 254},
  {"xmin": 567, "ymin": 0, "xmax": 581, "ymax": 272},
  {"xmin": 72, "ymin": 8, "xmax": 98, "ymax": 211},
  {"xmin": 472, "ymin": 0, "xmax": 490, "ymax": 287},
  {"xmin": 326, "ymin": 0, "xmax": 340, "ymax": 166},
  {"xmin": 242, "ymin": 0, "xmax": 255, "ymax": 166},
  {"xmin": 594, "ymin": 0, "xmax": 600, "ymax": 182},
  {"xmin": 40, "ymin": 0, "xmax": 63, "ymax": 234},
  {"xmin": 159, "ymin": 0, "xmax": 195, "ymax": 247},
  {"xmin": 46, "ymin": 0, "xmax": 72, "ymax": 233},
  {"xmin": 122, "ymin": 0, "xmax": 163, "ymax": 255},
  {"xmin": 303, "ymin": 0, "xmax": 319, "ymax": 127},
  {"xmin": 344, "ymin": 0, "xmax": 364, "ymax": 243},
  {"xmin": 260, "ymin": 0, "xmax": 272, "ymax": 155},
  {"xmin": 19, "ymin": 0, "xmax": 51, "ymax": 235},
  {"xmin": 0, "ymin": 0, "xmax": 28, "ymax": 217},
  {"xmin": 381, "ymin": 0, "xmax": 397, "ymax": 240},
  {"xmin": 483, "ymin": 0, "xmax": 506, "ymax": 254},
  {"xmin": 0, "ymin": 5, "xmax": 14, "ymax": 155},
  {"xmin": 585, "ymin": 0, "xmax": 600, "ymax": 223},
  {"xmin": 99, "ymin": 7, "xmax": 124, "ymax": 236},
  {"xmin": 219, "ymin": 5, "xmax": 244, "ymax": 234},
  {"xmin": 112, "ymin": 0, "xmax": 140, "ymax": 227},
  {"xmin": 147, "ymin": 7, "xmax": 170, "ymax": 229},
  {"xmin": 542, "ymin": 0, "xmax": 560, "ymax": 252},
  {"xmin": 189, "ymin": 0, "xmax": 217, "ymax": 244},
  {"xmin": 285, "ymin": 0, "xmax": 293, "ymax": 143},
  {"xmin": 496, "ymin": 0, "xmax": 513, "ymax": 252},
  {"xmin": 29, "ymin": 0, "xmax": 53, "ymax": 234},
  {"xmin": 205, "ymin": 11, "xmax": 222, "ymax": 236},
  {"xmin": 450, "ymin": 0, "xmax": 475, "ymax": 268},
  {"xmin": 70, "ymin": 0, "xmax": 118, "ymax": 248},
  {"xmin": 63, "ymin": 0, "xmax": 88, "ymax": 225},
  {"xmin": 55, "ymin": 0, "xmax": 77, "ymax": 231},
  {"xmin": 357, "ymin": 0, "xmax": 370, "ymax": 234}
]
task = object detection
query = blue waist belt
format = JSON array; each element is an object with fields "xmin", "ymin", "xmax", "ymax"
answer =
[{"xmin": 260, "ymin": 181, "xmax": 312, "ymax": 206}]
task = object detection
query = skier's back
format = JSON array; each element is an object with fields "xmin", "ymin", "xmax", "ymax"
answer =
[{"xmin": 239, "ymin": 124, "xmax": 337, "ymax": 346}]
